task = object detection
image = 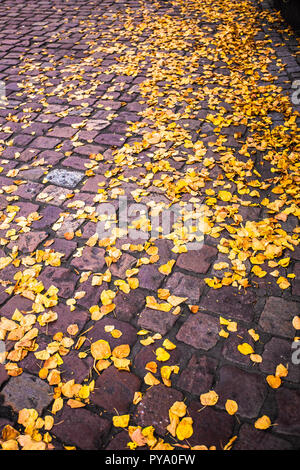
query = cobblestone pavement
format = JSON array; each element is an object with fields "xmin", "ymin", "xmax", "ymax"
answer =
[{"xmin": 0, "ymin": 0, "xmax": 299, "ymax": 451}]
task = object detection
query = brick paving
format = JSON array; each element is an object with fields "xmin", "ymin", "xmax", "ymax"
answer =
[{"xmin": 0, "ymin": 0, "xmax": 299, "ymax": 451}]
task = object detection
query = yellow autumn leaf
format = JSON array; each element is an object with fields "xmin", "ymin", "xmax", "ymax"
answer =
[
  {"xmin": 144, "ymin": 372, "xmax": 160, "ymax": 386},
  {"xmin": 155, "ymin": 347, "xmax": 170, "ymax": 362},
  {"xmin": 158, "ymin": 260, "xmax": 175, "ymax": 275},
  {"xmin": 255, "ymin": 415, "xmax": 271, "ymax": 430},
  {"xmin": 113, "ymin": 414, "xmax": 130, "ymax": 428},
  {"xmin": 112, "ymin": 344, "xmax": 130, "ymax": 358},
  {"xmin": 266, "ymin": 374, "xmax": 281, "ymax": 389},
  {"xmin": 225, "ymin": 399, "xmax": 238, "ymax": 415},
  {"xmin": 237, "ymin": 343, "xmax": 254, "ymax": 355},
  {"xmin": 275, "ymin": 364, "xmax": 288, "ymax": 378},
  {"xmin": 90, "ymin": 339, "xmax": 111, "ymax": 360},
  {"xmin": 200, "ymin": 390, "xmax": 219, "ymax": 406},
  {"xmin": 218, "ymin": 190, "xmax": 232, "ymax": 202},
  {"xmin": 169, "ymin": 401, "xmax": 187, "ymax": 418},
  {"xmin": 176, "ymin": 417, "xmax": 193, "ymax": 441},
  {"xmin": 100, "ymin": 289, "xmax": 116, "ymax": 305}
]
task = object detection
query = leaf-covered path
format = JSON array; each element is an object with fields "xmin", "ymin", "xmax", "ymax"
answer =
[{"xmin": 0, "ymin": 0, "xmax": 299, "ymax": 451}]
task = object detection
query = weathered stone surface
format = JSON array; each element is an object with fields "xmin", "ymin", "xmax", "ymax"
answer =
[
  {"xmin": 0, "ymin": 296, "xmax": 33, "ymax": 318},
  {"xmin": 177, "ymin": 354, "xmax": 218, "ymax": 395},
  {"xmin": 86, "ymin": 318, "xmax": 137, "ymax": 349},
  {"xmin": 71, "ymin": 246, "xmax": 106, "ymax": 271},
  {"xmin": 92, "ymin": 368, "xmax": 141, "ymax": 413},
  {"xmin": 38, "ymin": 303, "xmax": 88, "ymax": 336},
  {"xmin": 36, "ymin": 184, "xmax": 71, "ymax": 206},
  {"xmin": 75, "ymin": 279, "xmax": 107, "ymax": 310},
  {"xmin": 134, "ymin": 384, "xmax": 182, "ymax": 435},
  {"xmin": 133, "ymin": 341, "xmax": 187, "ymax": 379},
  {"xmin": 138, "ymin": 307, "xmax": 178, "ymax": 335},
  {"xmin": 137, "ymin": 264, "xmax": 165, "ymax": 291},
  {"xmin": 15, "ymin": 182, "xmax": 45, "ymax": 200},
  {"xmin": 164, "ymin": 272, "xmax": 205, "ymax": 303},
  {"xmin": 222, "ymin": 326, "xmax": 255, "ymax": 367},
  {"xmin": 0, "ymin": 364, "xmax": 9, "ymax": 388},
  {"xmin": 215, "ymin": 365, "xmax": 268, "ymax": 418},
  {"xmin": 46, "ymin": 169, "xmax": 84, "ymax": 188},
  {"xmin": 53, "ymin": 407, "xmax": 110, "ymax": 450},
  {"xmin": 114, "ymin": 288, "xmax": 146, "ymax": 322},
  {"xmin": 259, "ymin": 297, "xmax": 299, "ymax": 338},
  {"xmin": 1, "ymin": 373, "xmax": 52, "ymax": 414},
  {"xmin": 55, "ymin": 215, "xmax": 83, "ymax": 237},
  {"xmin": 59, "ymin": 351, "xmax": 93, "ymax": 384},
  {"xmin": 233, "ymin": 423, "xmax": 292, "ymax": 450},
  {"xmin": 47, "ymin": 238, "xmax": 77, "ymax": 259},
  {"xmin": 260, "ymin": 337, "xmax": 300, "ymax": 383},
  {"xmin": 8, "ymin": 231, "xmax": 47, "ymax": 253},
  {"xmin": 31, "ymin": 205, "xmax": 61, "ymax": 230},
  {"xmin": 109, "ymin": 253, "xmax": 136, "ymax": 279},
  {"xmin": 275, "ymin": 388, "xmax": 300, "ymax": 436},
  {"xmin": 188, "ymin": 401, "xmax": 234, "ymax": 450},
  {"xmin": 200, "ymin": 286, "xmax": 257, "ymax": 321},
  {"xmin": 39, "ymin": 266, "xmax": 78, "ymax": 298},
  {"xmin": 177, "ymin": 244, "xmax": 217, "ymax": 274},
  {"xmin": 292, "ymin": 262, "xmax": 300, "ymax": 296},
  {"xmin": 176, "ymin": 313, "xmax": 219, "ymax": 350},
  {"xmin": 32, "ymin": 136, "xmax": 61, "ymax": 148},
  {"xmin": 18, "ymin": 337, "xmax": 50, "ymax": 376},
  {"xmin": 81, "ymin": 174, "xmax": 106, "ymax": 192},
  {"xmin": 106, "ymin": 431, "xmax": 142, "ymax": 450},
  {"xmin": 94, "ymin": 132, "xmax": 125, "ymax": 146}
]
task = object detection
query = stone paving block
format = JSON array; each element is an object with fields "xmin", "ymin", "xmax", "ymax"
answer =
[
  {"xmin": 176, "ymin": 354, "xmax": 218, "ymax": 395},
  {"xmin": 39, "ymin": 266, "xmax": 79, "ymax": 298},
  {"xmin": 233, "ymin": 423, "xmax": 292, "ymax": 450},
  {"xmin": 260, "ymin": 337, "xmax": 300, "ymax": 383},
  {"xmin": 133, "ymin": 341, "xmax": 187, "ymax": 379},
  {"xmin": 137, "ymin": 264, "xmax": 165, "ymax": 291},
  {"xmin": 92, "ymin": 368, "xmax": 141, "ymax": 414},
  {"xmin": 134, "ymin": 384, "xmax": 183, "ymax": 435},
  {"xmin": 53, "ymin": 407, "xmax": 111, "ymax": 450},
  {"xmin": 200, "ymin": 286, "xmax": 257, "ymax": 321},
  {"xmin": 36, "ymin": 184, "xmax": 72, "ymax": 206},
  {"xmin": 215, "ymin": 365, "xmax": 268, "ymax": 419},
  {"xmin": 164, "ymin": 271, "xmax": 205, "ymax": 303},
  {"xmin": 138, "ymin": 307, "xmax": 179, "ymax": 335},
  {"xmin": 86, "ymin": 318, "xmax": 137, "ymax": 349},
  {"xmin": 259, "ymin": 297, "xmax": 299, "ymax": 338},
  {"xmin": 0, "ymin": 373, "xmax": 52, "ymax": 414},
  {"xmin": 71, "ymin": 246, "xmax": 106, "ymax": 271},
  {"xmin": 106, "ymin": 431, "xmax": 141, "ymax": 450},
  {"xmin": 54, "ymin": 214, "xmax": 83, "ymax": 237},
  {"xmin": 114, "ymin": 288, "xmax": 146, "ymax": 322},
  {"xmin": 188, "ymin": 401, "xmax": 234, "ymax": 450},
  {"xmin": 46, "ymin": 168, "xmax": 84, "ymax": 188},
  {"xmin": 109, "ymin": 253, "xmax": 137, "ymax": 279},
  {"xmin": 15, "ymin": 181, "xmax": 44, "ymax": 199},
  {"xmin": 8, "ymin": 231, "xmax": 48, "ymax": 253},
  {"xmin": 59, "ymin": 351, "xmax": 93, "ymax": 384},
  {"xmin": 32, "ymin": 136, "xmax": 61, "ymax": 149},
  {"xmin": 275, "ymin": 387, "xmax": 300, "ymax": 436},
  {"xmin": 0, "ymin": 295, "xmax": 33, "ymax": 318},
  {"xmin": 176, "ymin": 244, "xmax": 218, "ymax": 274},
  {"xmin": 0, "ymin": 364, "xmax": 9, "ymax": 389},
  {"xmin": 42, "ymin": 237, "xmax": 77, "ymax": 259},
  {"xmin": 81, "ymin": 174, "xmax": 106, "ymax": 192},
  {"xmin": 38, "ymin": 303, "xmax": 88, "ymax": 336},
  {"xmin": 176, "ymin": 313, "xmax": 219, "ymax": 350},
  {"xmin": 222, "ymin": 326, "xmax": 255, "ymax": 367}
]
